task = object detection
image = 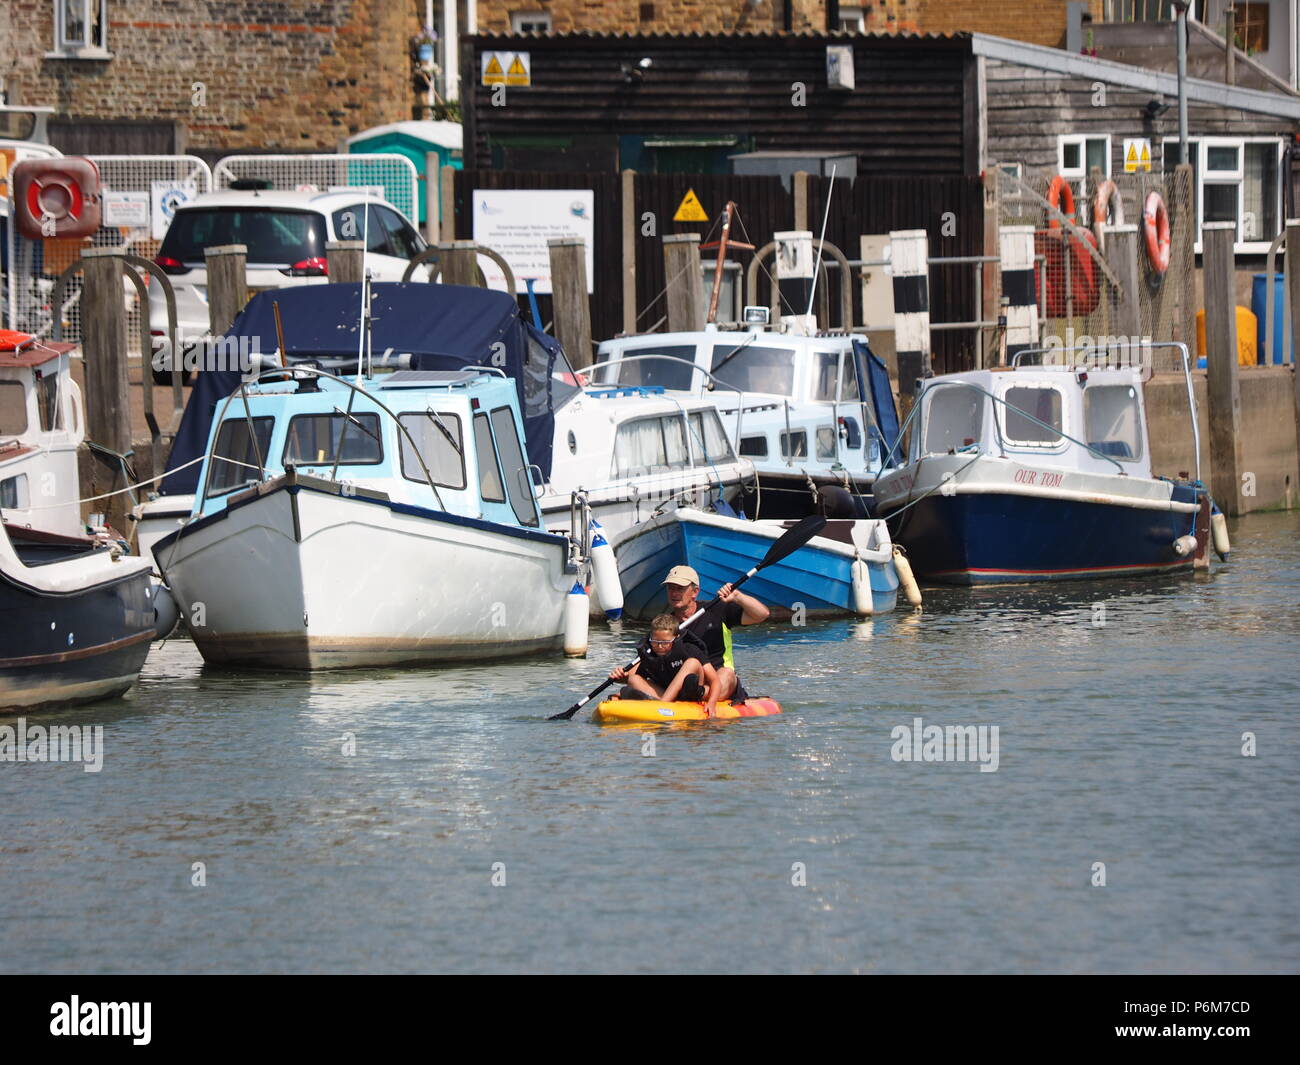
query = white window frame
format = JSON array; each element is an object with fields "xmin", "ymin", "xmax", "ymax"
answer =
[
  {"xmin": 48, "ymin": 0, "xmax": 111, "ymax": 59},
  {"xmin": 1162, "ymin": 135, "xmax": 1284, "ymax": 253},
  {"xmin": 510, "ymin": 11, "xmax": 553, "ymax": 33},
  {"xmin": 1057, "ymin": 135, "xmax": 1112, "ymax": 225},
  {"xmin": 998, "ymin": 382, "xmax": 1069, "ymax": 453},
  {"xmin": 838, "ymin": 6, "xmax": 866, "ymax": 32}
]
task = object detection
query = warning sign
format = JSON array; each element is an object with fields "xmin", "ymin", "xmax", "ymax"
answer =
[
  {"xmin": 673, "ymin": 188, "xmax": 708, "ymax": 223},
  {"xmin": 482, "ymin": 51, "xmax": 530, "ymax": 87},
  {"xmin": 1124, "ymin": 138, "xmax": 1152, "ymax": 173}
]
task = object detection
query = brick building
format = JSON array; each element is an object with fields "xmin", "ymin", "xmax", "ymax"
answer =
[
  {"xmin": 476, "ymin": 0, "xmax": 1104, "ymax": 47},
  {"xmin": 0, "ymin": 0, "xmax": 421, "ymax": 155}
]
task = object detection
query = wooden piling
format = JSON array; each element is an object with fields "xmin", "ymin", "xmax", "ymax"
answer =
[
  {"xmin": 440, "ymin": 165, "xmax": 457, "ymax": 239},
  {"xmin": 663, "ymin": 233, "xmax": 703, "ymax": 333},
  {"xmin": 548, "ymin": 237, "xmax": 593, "ymax": 369},
  {"xmin": 79, "ymin": 249, "xmax": 133, "ymax": 533},
  {"xmin": 622, "ymin": 168, "xmax": 637, "ymax": 335},
  {"xmin": 424, "ymin": 151, "xmax": 440, "ymax": 243},
  {"xmin": 205, "ymin": 244, "xmax": 248, "ymax": 337},
  {"xmin": 326, "ymin": 241, "xmax": 365, "ymax": 284},
  {"xmin": 440, "ymin": 240, "xmax": 480, "ymax": 287},
  {"xmin": 793, "ymin": 171, "xmax": 809, "ymax": 232},
  {"xmin": 1287, "ymin": 218, "xmax": 1300, "ymax": 483},
  {"xmin": 1202, "ymin": 221, "xmax": 1244, "ymax": 516},
  {"xmin": 1102, "ymin": 223, "xmax": 1140, "ymax": 341}
]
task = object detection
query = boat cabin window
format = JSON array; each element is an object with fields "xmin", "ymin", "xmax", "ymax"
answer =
[
  {"xmin": 472, "ymin": 412, "xmax": 507, "ymax": 503},
  {"xmin": 739, "ymin": 435, "xmax": 768, "ymax": 458},
  {"xmin": 0, "ymin": 381, "xmax": 28, "ymax": 436},
  {"xmin": 398, "ymin": 411, "xmax": 466, "ymax": 489},
  {"xmin": 612, "ymin": 414, "xmax": 692, "ymax": 477},
  {"xmin": 710, "ymin": 344, "xmax": 795, "ymax": 396},
  {"xmin": 283, "ymin": 413, "xmax": 383, "ymax": 467},
  {"xmin": 0, "ymin": 473, "xmax": 28, "ymax": 509},
  {"xmin": 1083, "ymin": 385, "xmax": 1143, "ymax": 461},
  {"xmin": 812, "ymin": 351, "xmax": 860, "ymax": 402},
  {"xmin": 609, "ymin": 345, "xmax": 700, "ymax": 391},
  {"xmin": 1002, "ymin": 386, "xmax": 1064, "ymax": 446},
  {"xmin": 37, "ymin": 374, "xmax": 64, "ymax": 431},
  {"xmin": 490, "ymin": 405, "xmax": 539, "ymax": 527},
  {"xmin": 923, "ymin": 386, "xmax": 984, "ymax": 454},
  {"xmin": 207, "ymin": 417, "xmax": 275, "ymax": 497},
  {"xmin": 688, "ymin": 410, "xmax": 735, "ymax": 465},
  {"xmin": 816, "ymin": 426, "xmax": 837, "ymax": 460},
  {"xmin": 780, "ymin": 429, "xmax": 808, "ymax": 460}
]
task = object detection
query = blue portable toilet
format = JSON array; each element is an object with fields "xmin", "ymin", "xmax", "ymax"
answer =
[
  {"xmin": 347, "ymin": 120, "xmax": 463, "ymax": 228},
  {"xmin": 1250, "ymin": 272, "xmax": 1289, "ymax": 365}
]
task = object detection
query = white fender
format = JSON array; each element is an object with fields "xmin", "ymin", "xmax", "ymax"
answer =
[
  {"xmin": 563, "ymin": 580, "xmax": 589, "ymax": 658},
  {"xmin": 893, "ymin": 545, "xmax": 923, "ymax": 609},
  {"xmin": 588, "ymin": 519, "xmax": 624, "ymax": 619},
  {"xmin": 1172, "ymin": 534, "xmax": 1198, "ymax": 557},
  {"xmin": 851, "ymin": 558, "xmax": 874, "ymax": 617},
  {"xmin": 1211, "ymin": 511, "xmax": 1231, "ymax": 560}
]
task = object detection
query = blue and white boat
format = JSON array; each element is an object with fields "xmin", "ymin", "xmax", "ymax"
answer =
[
  {"xmin": 152, "ymin": 283, "xmax": 585, "ymax": 669},
  {"xmin": 613, "ymin": 505, "xmax": 899, "ymax": 620},
  {"xmin": 872, "ymin": 350, "xmax": 1207, "ymax": 584}
]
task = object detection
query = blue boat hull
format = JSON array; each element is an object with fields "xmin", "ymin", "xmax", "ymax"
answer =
[
  {"xmin": 884, "ymin": 487, "xmax": 1199, "ymax": 585},
  {"xmin": 615, "ymin": 514, "xmax": 898, "ymax": 620}
]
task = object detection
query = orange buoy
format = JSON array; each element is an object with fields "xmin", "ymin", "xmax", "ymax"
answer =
[
  {"xmin": 1047, "ymin": 175, "xmax": 1076, "ymax": 229},
  {"xmin": 1142, "ymin": 191, "xmax": 1171, "ymax": 274},
  {"xmin": 1092, "ymin": 179, "xmax": 1124, "ymax": 252}
]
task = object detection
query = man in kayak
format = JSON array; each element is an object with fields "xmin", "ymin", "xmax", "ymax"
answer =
[
  {"xmin": 663, "ymin": 565, "xmax": 769, "ymax": 717},
  {"xmin": 608, "ymin": 614, "xmax": 707, "ymax": 702}
]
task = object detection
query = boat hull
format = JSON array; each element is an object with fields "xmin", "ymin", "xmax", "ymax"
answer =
[
  {"xmin": 155, "ymin": 476, "xmax": 573, "ymax": 669},
  {"xmin": 594, "ymin": 696, "xmax": 783, "ymax": 724},
  {"xmin": 0, "ymin": 535, "xmax": 155, "ymax": 712},
  {"xmin": 881, "ymin": 488, "xmax": 1199, "ymax": 584},
  {"xmin": 612, "ymin": 507, "xmax": 898, "ymax": 620},
  {"xmin": 743, "ymin": 471, "xmax": 874, "ymax": 520}
]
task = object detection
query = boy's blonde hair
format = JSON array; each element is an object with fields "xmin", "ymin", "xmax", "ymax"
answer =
[{"xmin": 649, "ymin": 614, "xmax": 678, "ymax": 637}]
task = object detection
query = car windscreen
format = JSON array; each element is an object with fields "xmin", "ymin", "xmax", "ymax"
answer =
[{"xmin": 159, "ymin": 207, "xmax": 327, "ymax": 266}]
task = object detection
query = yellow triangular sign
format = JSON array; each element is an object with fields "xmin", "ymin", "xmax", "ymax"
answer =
[
  {"xmin": 673, "ymin": 188, "xmax": 708, "ymax": 223},
  {"xmin": 485, "ymin": 55, "xmax": 504, "ymax": 80},
  {"xmin": 1139, "ymin": 141, "xmax": 1151, "ymax": 170},
  {"xmin": 508, "ymin": 55, "xmax": 526, "ymax": 76},
  {"xmin": 1125, "ymin": 141, "xmax": 1139, "ymax": 173}
]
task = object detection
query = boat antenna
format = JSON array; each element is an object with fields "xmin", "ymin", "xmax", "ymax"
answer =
[
  {"xmin": 805, "ymin": 164, "xmax": 837, "ymax": 331},
  {"xmin": 356, "ymin": 204, "xmax": 370, "ymax": 383}
]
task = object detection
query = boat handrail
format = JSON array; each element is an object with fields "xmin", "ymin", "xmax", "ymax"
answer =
[
  {"xmin": 1010, "ymin": 341, "xmax": 1198, "ymax": 483},
  {"xmin": 884, "ymin": 377, "xmax": 1129, "ymax": 475},
  {"xmin": 200, "ymin": 365, "xmax": 447, "ymax": 512}
]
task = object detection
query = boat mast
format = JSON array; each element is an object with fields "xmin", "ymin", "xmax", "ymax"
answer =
[{"xmin": 700, "ymin": 201, "xmax": 754, "ymax": 325}]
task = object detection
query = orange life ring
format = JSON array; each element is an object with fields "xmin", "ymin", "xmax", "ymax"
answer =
[
  {"xmin": 1091, "ymin": 179, "xmax": 1125, "ymax": 251},
  {"xmin": 1047, "ymin": 175, "xmax": 1075, "ymax": 229},
  {"xmin": 0, "ymin": 330, "xmax": 35, "ymax": 353},
  {"xmin": 1142, "ymin": 191, "xmax": 1171, "ymax": 273}
]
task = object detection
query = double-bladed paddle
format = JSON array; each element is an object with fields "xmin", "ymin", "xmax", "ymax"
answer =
[{"xmin": 548, "ymin": 514, "xmax": 827, "ymax": 720}]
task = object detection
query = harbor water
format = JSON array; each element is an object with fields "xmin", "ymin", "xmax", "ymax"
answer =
[{"xmin": 2, "ymin": 512, "xmax": 1297, "ymax": 974}]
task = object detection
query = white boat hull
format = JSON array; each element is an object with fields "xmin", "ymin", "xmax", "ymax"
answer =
[{"xmin": 154, "ymin": 475, "xmax": 573, "ymax": 669}]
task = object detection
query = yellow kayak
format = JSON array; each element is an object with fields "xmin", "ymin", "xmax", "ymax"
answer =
[{"xmin": 593, "ymin": 696, "xmax": 782, "ymax": 724}]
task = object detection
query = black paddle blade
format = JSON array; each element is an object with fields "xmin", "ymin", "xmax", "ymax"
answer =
[
  {"xmin": 548, "ymin": 705, "xmax": 581, "ymax": 721},
  {"xmin": 758, "ymin": 515, "xmax": 827, "ymax": 570}
]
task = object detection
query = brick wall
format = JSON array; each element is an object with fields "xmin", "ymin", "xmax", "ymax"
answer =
[
  {"xmin": 1, "ymin": 0, "xmax": 420, "ymax": 151},
  {"xmin": 478, "ymin": 0, "xmax": 1105, "ymax": 44}
]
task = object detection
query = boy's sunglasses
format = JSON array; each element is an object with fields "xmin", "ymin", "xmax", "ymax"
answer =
[{"xmin": 649, "ymin": 638, "xmax": 674, "ymax": 647}]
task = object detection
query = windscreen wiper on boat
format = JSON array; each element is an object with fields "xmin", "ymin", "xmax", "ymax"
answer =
[
  {"xmin": 708, "ymin": 333, "xmax": 758, "ymax": 385},
  {"xmin": 331, "ymin": 406, "xmax": 382, "ymax": 444},
  {"xmin": 424, "ymin": 407, "xmax": 463, "ymax": 454}
]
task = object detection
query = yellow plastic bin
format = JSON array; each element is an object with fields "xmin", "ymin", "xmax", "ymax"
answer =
[{"xmin": 1195, "ymin": 306, "xmax": 1258, "ymax": 367}]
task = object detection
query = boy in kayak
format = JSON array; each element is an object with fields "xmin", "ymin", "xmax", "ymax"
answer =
[
  {"xmin": 609, "ymin": 614, "xmax": 707, "ymax": 702},
  {"xmin": 662, "ymin": 565, "xmax": 769, "ymax": 717}
]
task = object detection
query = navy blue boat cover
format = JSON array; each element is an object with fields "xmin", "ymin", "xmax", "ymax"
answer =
[
  {"xmin": 852, "ymin": 338, "xmax": 900, "ymax": 464},
  {"xmin": 161, "ymin": 283, "xmax": 578, "ymax": 494}
]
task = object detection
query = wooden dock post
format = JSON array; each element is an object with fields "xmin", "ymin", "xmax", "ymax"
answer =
[
  {"xmin": 622, "ymin": 169, "xmax": 637, "ymax": 335},
  {"xmin": 793, "ymin": 171, "xmax": 810, "ymax": 232},
  {"xmin": 439, "ymin": 165, "xmax": 457, "ymax": 239},
  {"xmin": 79, "ymin": 248, "xmax": 133, "ymax": 534},
  {"xmin": 1102, "ymin": 223, "xmax": 1141, "ymax": 342},
  {"xmin": 440, "ymin": 240, "xmax": 480, "ymax": 287},
  {"xmin": 205, "ymin": 244, "xmax": 248, "ymax": 337},
  {"xmin": 424, "ymin": 151, "xmax": 440, "ymax": 243},
  {"xmin": 889, "ymin": 229, "xmax": 931, "ymax": 426},
  {"xmin": 1287, "ymin": 218, "xmax": 1300, "ymax": 483},
  {"xmin": 663, "ymin": 233, "xmax": 703, "ymax": 333},
  {"xmin": 998, "ymin": 225, "xmax": 1039, "ymax": 366},
  {"xmin": 548, "ymin": 237, "xmax": 593, "ymax": 369},
  {"xmin": 1202, "ymin": 221, "xmax": 1244, "ymax": 516},
  {"xmin": 326, "ymin": 241, "xmax": 365, "ymax": 284}
]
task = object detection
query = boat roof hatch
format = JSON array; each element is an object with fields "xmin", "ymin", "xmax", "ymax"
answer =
[{"xmin": 376, "ymin": 369, "xmax": 503, "ymax": 389}]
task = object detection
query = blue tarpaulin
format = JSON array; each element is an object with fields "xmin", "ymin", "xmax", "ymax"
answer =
[{"xmin": 161, "ymin": 283, "xmax": 578, "ymax": 494}]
